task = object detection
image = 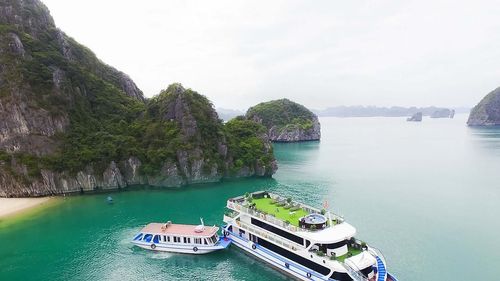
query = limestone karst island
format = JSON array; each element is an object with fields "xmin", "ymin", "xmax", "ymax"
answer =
[
  {"xmin": 1, "ymin": 1, "xmax": 500, "ymax": 281},
  {"xmin": 246, "ymin": 99, "xmax": 321, "ymax": 142},
  {"xmin": 467, "ymin": 87, "xmax": 500, "ymax": 126},
  {"xmin": 0, "ymin": 0, "xmax": 279, "ymax": 197}
]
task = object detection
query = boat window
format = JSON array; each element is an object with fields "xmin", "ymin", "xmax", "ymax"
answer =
[
  {"xmin": 257, "ymin": 236, "xmax": 331, "ymax": 276},
  {"xmin": 167, "ymin": 236, "xmax": 170, "ymax": 242},
  {"xmin": 162, "ymin": 236, "xmax": 166, "ymax": 242},
  {"xmin": 251, "ymin": 218, "xmax": 304, "ymax": 245},
  {"xmin": 173, "ymin": 236, "xmax": 180, "ymax": 243},
  {"xmin": 183, "ymin": 237, "xmax": 187, "ymax": 243},
  {"xmin": 133, "ymin": 233, "xmax": 143, "ymax": 241},
  {"xmin": 143, "ymin": 234, "xmax": 153, "ymax": 243},
  {"xmin": 187, "ymin": 237, "xmax": 191, "ymax": 243},
  {"xmin": 325, "ymin": 240, "xmax": 348, "ymax": 249},
  {"xmin": 360, "ymin": 266, "xmax": 374, "ymax": 277},
  {"xmin": 330, "ymin": 272, "xmax": 351, "ymax": 280},
  {"xmin": 204, "ymin": 238, "xmax": 208, "ymax": 245},
  {"xmin": 249, "ymin": 233, "xmax": 258, "ymax": 243},
  {"xmin": 194, "ymin": 238, "xmax": 201, "ymax": 244},
  {"xmin": 153, "ymin": 235, "xmax": 160, "ymax": 244}
]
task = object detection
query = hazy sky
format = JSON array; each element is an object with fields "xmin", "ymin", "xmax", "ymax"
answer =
[{"xmin": 42, "ymin": 0, "xmax": 500, "ymax": 110}]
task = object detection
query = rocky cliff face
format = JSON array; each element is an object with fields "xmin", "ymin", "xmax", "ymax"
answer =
[
  {"xmin": 267, "ymin": 116, "xmax": 321, "ymax": 142},
  {"xmin": 0, "ymin": 0, "xmax": 144, "ymax": 155},
  {"xmin": 467, "ymin": 87, "xmax": 500, "ymax": 126},
  {"xmin": 0, "ymin": 0, "xmax": 276, "ymax": 197},
  {"xmin": 246, "ymin": 99, "xmax": 321, "ymax": 142}
]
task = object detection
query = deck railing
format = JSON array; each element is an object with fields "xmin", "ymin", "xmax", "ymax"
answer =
[
  {"xmin": 368, "ymin": 247, "xmax": 388, "ymax": 281},
  {"xmin": 238, "ymin": 220, "xmax": 300, "ymax": 251},
  {"xmin": 228, "ymin": 195, "xmax": 344, "ymax": 233},
  {"xmin": 235, "ymin": 204, "xmax": 301, "ymax": 232},
  {"xmin": 368, "ymin": 247, "xmax": 387, "ymax": 268},
  {"xmin": 343, "ymin": 260, "xmax": 370, "ymax": 281}
]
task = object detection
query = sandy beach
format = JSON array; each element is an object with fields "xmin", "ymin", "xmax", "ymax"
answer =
[{"xmin": 0, "ymin": 197, "xmax": 52, "ymax": 219}]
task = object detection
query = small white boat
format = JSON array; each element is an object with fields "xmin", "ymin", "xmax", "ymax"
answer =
[{"xmin": 132, "ymin": 219, "xmax": 231, "ymax": 254}]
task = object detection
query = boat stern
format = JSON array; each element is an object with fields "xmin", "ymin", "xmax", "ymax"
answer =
[{"xmin": 216, "ymin": 235, "xmax": 232, "ymax": 249}]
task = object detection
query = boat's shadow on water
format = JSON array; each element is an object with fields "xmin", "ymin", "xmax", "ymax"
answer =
[{"xmin": 123, "ymin": 233, "xmax": 292, "ymax": 280}]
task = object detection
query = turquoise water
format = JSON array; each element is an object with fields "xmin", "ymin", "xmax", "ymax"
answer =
[{"xmin": 1, "ymin": 114, "xmax": 500, "ymax": 281}]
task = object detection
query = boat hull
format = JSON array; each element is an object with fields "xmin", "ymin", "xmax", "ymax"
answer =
[
  {"xmin": 226, "ymin": 229, "xmax": 331, "ymax": 281},
  {"xmin": 131, "ymin": 236, "xmax": 231, "ymax": 255},
  {"xmin": 226, "ymin": 228, "xmax": 398, "ymax": 281}
]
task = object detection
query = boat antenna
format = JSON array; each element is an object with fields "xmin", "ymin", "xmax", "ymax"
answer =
[
  {"xmin": 323, "ymin": 199, "xmax": 333, "ymax": 226},
  {"xmin": 194, "ymin": 218, "xmax": 206, "ymax": 233}
]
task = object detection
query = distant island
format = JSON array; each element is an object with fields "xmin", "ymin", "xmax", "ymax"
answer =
[
  {"xmin": 216, "ymin": 108, "xmax": 244, "ymax": 121},
  {"xmin": 467, "ymin": 87, "xmax": 500, "ymax": 126},
  {"xmin": 0, "ymin": 0, "xmax": 276, "ymax": 197},
  {"xmin": 430, "ymin": 108, "xmax": 455, "ymax": 118},
  {"xmin": 246, "ymin": 99, "xmax": 321, "ymax": 142},
  {"xmin": 314, "ymin": 106, "xmax": 467, "ymax": 118}
]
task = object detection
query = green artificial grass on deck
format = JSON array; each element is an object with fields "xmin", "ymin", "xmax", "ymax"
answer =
[
  {"xmin": 335, "ymin": 246, "xmax": 363, "ymax": 262},
  {"xmin": 252, "ymin": 197, "xmax": 309, "ymax": 227}
]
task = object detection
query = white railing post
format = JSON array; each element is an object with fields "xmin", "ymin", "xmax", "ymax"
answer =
[{"xmin": 343, "ymin": 261, "xmax": 369, "ymax": 281}]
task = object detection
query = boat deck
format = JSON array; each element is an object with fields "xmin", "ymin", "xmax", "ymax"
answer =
[
  {"xmin": 252, "ymin": 197, "xmax": 309, "ymax": 227},
  {"xmin": 141, "ymin": 223, "xmax": 218, "ymax": 237}
]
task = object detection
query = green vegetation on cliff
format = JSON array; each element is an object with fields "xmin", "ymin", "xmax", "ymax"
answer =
[
  {"xmin": 246, "ymin": 99, "xmax": 315, "ymax": 130},
  {"xmin": 0, "ymin": 0, "xmax": 276, "ymax": 191},
  {"xmin": 224, "ymin": 116, "xmax": 275, "ymax": 174},
  {"xmin": 245, "ymin": 99, "xmax": 320, "ymax": 142},
  {"xmin": 0, "ymin": 22, "xmax": 147, "ymax": 174}
]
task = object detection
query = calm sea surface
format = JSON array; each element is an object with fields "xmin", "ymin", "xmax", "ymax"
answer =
[{"xmin": 1, "ymin": 114, "xmax": 499, "ymax": 281}]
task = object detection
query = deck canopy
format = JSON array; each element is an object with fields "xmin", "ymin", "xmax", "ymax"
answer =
[
  {"xmin": 298, "ymin": 222, "xmax": 356, "ymax": 244},
  {"xmin": 141, "ymin": 223, "xmax": 218, "ymax": 237}
]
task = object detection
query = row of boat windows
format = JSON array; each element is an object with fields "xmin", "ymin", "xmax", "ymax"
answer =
[
  {"xmin": 243, "ymin": 220, "xmax": 360, "ymax": 279},
  {"xmin": 255, "ymin": 235, "xmax": 331, "ymax": 276},
  {"xmin": 140, "ymin": 234, "xmax": 218, "ymax": 245},
  {"xmin": 251, "ymin": 234, "xmax": 356, "ymax": 280},
  {"xmin": 250, "ymin": 218, "xmax": 347, "ymax": 251},
  {"xmin": 250, "ymin": 218, "xmax": 305, "ymax": 245}
]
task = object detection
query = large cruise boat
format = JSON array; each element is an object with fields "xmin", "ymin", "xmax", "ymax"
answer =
[{"xmin": 222, "ymin": 191, "xmax": 398, "ymax": 281}]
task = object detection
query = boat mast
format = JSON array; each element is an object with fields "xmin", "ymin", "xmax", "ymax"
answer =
[{"xmin": 323, "ymin": 199, "xmax": 333, "ymax": 226}]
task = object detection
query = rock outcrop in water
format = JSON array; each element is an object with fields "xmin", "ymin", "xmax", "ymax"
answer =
[
  {"xmin": 467, "ymin": 87, "xmax": 500, "ymax": 126},
  {"xmin": 430, "ymin": 109, "xmax": 455, "ymax": 118},
  {"xmin": 407, "ymin": 112, "xmax": 422, "ymax": 122},
  {"xmin": 315, "ymin": 106, "xmax": 459, "ymax": 118},
  {"xmin": 0, "ymin": 0, "xmax": 276, "ymax": 197},
  {"xmin": 246, "ymin": 99, "xmax": 320, "ymax": 142}
]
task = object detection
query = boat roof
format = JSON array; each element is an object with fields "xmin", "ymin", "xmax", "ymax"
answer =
[
  {"xmin": 345, "ymin": 251, "xmax": 376, "ymax": 269},
  {"xmin": 140, "ymin": 223, "xmax": 218, "ymax": 237},
  {"xmin": 297, "ymin": 222, "xmax": 356, "ymax": 243}
]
